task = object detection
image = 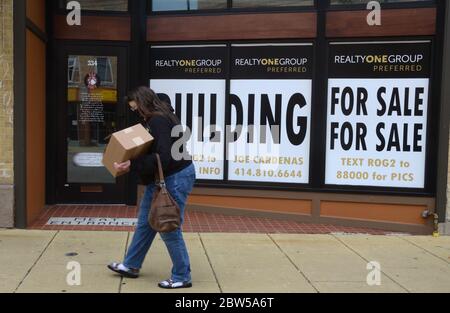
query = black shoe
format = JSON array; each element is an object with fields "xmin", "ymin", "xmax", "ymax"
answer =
[
  {"xmin": 107, "ymin": 262, "xmax": 140, "ymax": 279},
  {"xmin": 158, "ymin": 279, "xmax": 193, "ymax": 289}
]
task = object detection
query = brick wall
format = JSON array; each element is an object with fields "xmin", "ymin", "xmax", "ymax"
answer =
[
  {"xmin": 0, "ymin": 0, "xmax": 13, "ymax": 185},
  {"xmin": 0, "ymin": 0, "xmax": 14, "ymax": 228}
]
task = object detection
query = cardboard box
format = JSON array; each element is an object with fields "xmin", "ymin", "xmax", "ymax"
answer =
[{"xmin": 102, "ymin": 124, "xmax": 154, "ymax": 177}]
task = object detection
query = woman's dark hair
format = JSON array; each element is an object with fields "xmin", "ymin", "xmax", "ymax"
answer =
[{"xmin": 124, "ymin": 86, "xmax": 180, "ymax": 125}]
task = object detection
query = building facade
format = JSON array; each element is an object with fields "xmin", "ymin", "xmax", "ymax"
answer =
[
  {"xmin": 1, "ymin": 0, "xmax": 449, "ymax": 234},
  {"xmin": 0, "ymin": 0, "xmax": 13, "ymax": 228}
]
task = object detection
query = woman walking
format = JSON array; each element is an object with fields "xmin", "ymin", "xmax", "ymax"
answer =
[{"xmin": 108, "ymin": 86, "xmax": 196, "ymax": 289}]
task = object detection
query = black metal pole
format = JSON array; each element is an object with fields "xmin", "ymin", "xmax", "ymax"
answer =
[{"xmin": 126, "ymin": 0, "xmax": 149, "ymax": 206}]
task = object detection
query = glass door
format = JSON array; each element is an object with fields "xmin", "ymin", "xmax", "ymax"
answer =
[{"xmin": 54, "ymin": 45, "xmax": 128, "ymax": 203}]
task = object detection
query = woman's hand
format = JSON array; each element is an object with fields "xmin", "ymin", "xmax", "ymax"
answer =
[{"xmin": 114, "ymin": 160, "xmax": 131, "ymax": 173}]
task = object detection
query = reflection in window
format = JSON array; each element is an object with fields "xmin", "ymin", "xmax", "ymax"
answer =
[
  {"xmin": 152, "ymin": 0, "xmax": 227, "ymax": 11},
  {"xmin": 60, "ymin": 0, "xmax": 128, "ymax": 11},
  {"xmin": 68, "ymin": 56, "xmax": 81, "ymax": 84},
  {"xmin": 331, "ymin": 0, "xmax": 432, "ymax": 4},
  {"xmin": 232, "ymin": 0, "xmax": 313, "ymax": 8},
  {"xmin": 96, "ymin": 58, "xmax": 114, "ymax": 85}
]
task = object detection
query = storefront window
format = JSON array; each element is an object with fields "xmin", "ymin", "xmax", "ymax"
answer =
[
  {"xmin": 67, "ymin": 55, "xmax": 119, "ymax": 184},
  {"xmin": 60, "ymin": 0, "xmax": 128, "ymax": 11},
  {"xmin": 331, "ymin": 0, "xmax": 432, "ymax": 5},
  {"xmin": 152, "ymin": 0, "xmax": 314, "ymax": 11},
  {"xmin": 152, "ymin": 0, "xmax": 227, "ymax": 12},
  {"xmin": 232, "ymin": 0, "xmax": 313, "ymax": 8}
]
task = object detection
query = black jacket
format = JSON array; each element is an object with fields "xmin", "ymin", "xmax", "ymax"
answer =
[{"xmin": 130, "ymin": 114, "xmax": 192, "ymax": 185}]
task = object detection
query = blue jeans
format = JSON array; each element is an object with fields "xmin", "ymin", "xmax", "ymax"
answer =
[{"xmin": 124, "ymin": 163, "xmax": 196, "ymax": 282}]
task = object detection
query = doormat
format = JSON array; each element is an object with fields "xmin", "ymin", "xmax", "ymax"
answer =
[{"xmin": 46, "ymin": 217, "xmax": 137, "ymax": 227}]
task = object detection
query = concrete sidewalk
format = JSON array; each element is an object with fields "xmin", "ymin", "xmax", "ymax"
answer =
[{"xmin": 0, "ymin": 229, "xmax": 449, "ymax": 293}]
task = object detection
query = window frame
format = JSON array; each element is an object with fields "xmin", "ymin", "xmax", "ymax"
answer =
[
  {"xmin": 55, "ymin": 0, "xmax": 437, "ymax": 16},
  {"xmin": 68, "ymin": 56, "xmax": 81, "ymax": 85},
  {"xmin": 147, "ymin": 0, "xmax": 436, "ymax": 15},
  {"xmin": 148, "ymin": 0, "xmax": 316, "ymax": 16},
  {"xmin": 54, "ymin": 0, "xmax": 437, "ymax": 16}
]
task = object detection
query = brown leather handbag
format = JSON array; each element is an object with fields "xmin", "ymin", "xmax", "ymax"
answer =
[{"xmin": 148, "ymin": 154, "xmax": 181, "ymax": 233}]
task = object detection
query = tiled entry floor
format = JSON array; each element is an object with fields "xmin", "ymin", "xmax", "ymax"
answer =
[{"xmin": 29, "ymin": 205, "xmax": 406, "ymax": 235}]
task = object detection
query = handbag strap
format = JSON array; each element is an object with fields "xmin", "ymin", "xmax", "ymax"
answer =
[{"xmin": 155, "ymin": 153, "xmax": 166, "ymax": 187}]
